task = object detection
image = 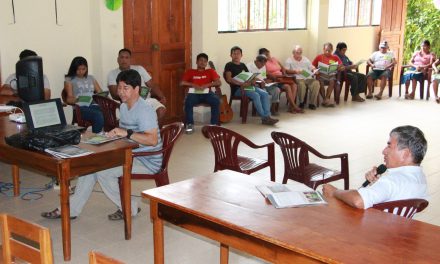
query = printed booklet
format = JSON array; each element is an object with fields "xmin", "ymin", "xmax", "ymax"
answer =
[
  {"xmin": 256, "ymin": 184, "xmax": 327, "ymax": 209},
  {"xmin": 82, "ymin": 134, "xmax": 123, "ymax": 145},
  {"xmin": 76, "ymin": 96, "xmax": 93, "ymax": 107},
  {"xmin": 45, "ymin": 145, "xmax": 93, "ymax": 159},
  {"xmin": 318, "ymin": 62, "xmax": 338, "ymax": 76}
]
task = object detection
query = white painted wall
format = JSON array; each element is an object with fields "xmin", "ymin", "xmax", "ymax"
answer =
[{"xmin": 0, "ymin": 0, "xmax": 379, "ymax": 109}]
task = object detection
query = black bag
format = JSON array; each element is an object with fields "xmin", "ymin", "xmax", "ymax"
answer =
[{"xmin": 6, "ymin": 130, "xmax": 81, "ymax": 151}]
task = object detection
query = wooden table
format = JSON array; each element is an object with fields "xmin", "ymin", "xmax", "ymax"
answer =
[
  {"xmin": 0, "ymin": 116, "xmax": 138, "ymax": 261},
  {"xmin": 142, "ymin": 170, "xmax": 440, "ymax": 264}
]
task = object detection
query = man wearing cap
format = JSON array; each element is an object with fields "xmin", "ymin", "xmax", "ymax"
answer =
[{"xmin": 366, "ymin": 41, "xmax": 396, "ymax": 100}]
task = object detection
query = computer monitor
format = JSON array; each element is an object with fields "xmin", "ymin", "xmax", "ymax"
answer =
[{"xmin": 15, "ymin": 56, "xmax": 45, "ymax": 102}]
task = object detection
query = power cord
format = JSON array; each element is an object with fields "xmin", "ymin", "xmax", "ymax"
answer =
[{"xmin": 0, "ymin": 178, "xmax": 55, "ymax": 201}]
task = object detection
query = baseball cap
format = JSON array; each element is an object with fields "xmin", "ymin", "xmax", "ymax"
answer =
[{"xmin": 379, "ymin": 41, "xmax": 389, "ymax": 48}]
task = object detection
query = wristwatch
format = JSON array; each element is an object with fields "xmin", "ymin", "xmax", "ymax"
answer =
[{"xmin": 126, "ymin": 129, "xmax": 134, "ymax": 139}]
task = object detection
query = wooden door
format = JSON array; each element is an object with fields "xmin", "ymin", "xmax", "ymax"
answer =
[
  {"xmin": 123, "ymin": 0, "xmax": 192, "ymax": 124},
  {"xmin": 380, "ymin": 0, "xmax": 407, "ymax": 84}
]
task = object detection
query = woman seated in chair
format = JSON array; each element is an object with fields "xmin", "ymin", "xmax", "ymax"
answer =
[
  {"xmin": 334, "ymin": 42, "xmax": 367, "ymax": 102},
  {"xmin": 401, "ymin": 40, "xmax": 435, "ymax": 100},
  {"xmin": 64, "ymin": 56, "xmax": 104, "ymax": 133},
  {"xmin": 258, "ymin": 48, "xmax": 303, "ymax": 114},
  {"xmin": 366, "ymin": 41, "xmax": 396, "ymax": 100},
  {"xmin": 312, "ymin": 42, "xmax": 344, "ymax": 107}
]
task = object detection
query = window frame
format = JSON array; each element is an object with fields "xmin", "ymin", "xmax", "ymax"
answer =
[
  {"xmin": 328, "ymin": 0, "xmax": 381, "ymax": 28},
  {"xmin": 218, "ymin": 0, "xmax": 308, "ymax": 33}
]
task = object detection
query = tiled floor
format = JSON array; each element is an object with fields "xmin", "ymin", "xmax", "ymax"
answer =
[{"xmin": 1, "ymin": 87, "xmax": 440, "ymax": 263}]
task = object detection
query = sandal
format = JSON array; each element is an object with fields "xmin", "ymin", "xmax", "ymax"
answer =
[
  {"xmin": 41, "ymin": 208, "xmax": 77, "ymax": 220},
  {"xmin": 366, "ymin": 94, "xmax": 373, "ymax": 99},
  {"xmin": 108, "ymin": 208, "xmax": 141, "ymax": 221},
  {"xmin": 374, "ymin": 94, "xmax": 382, "ymax": 100},
  {"xmin": 405, "ymin": 94, "xmax": 415, "ymax": 100}
]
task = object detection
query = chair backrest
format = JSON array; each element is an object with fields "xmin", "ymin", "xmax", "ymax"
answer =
[
  {"xmin": 92, "ymin": 95, "xmax": 120, "ymax": 132},
  {"xmin": 372, "ymin": 199, "xmax": 429, "ymax": 219},
  {"xmin": 89, "ymin": 250, "xmax": 125, "ymax": 264},
  {"xmin": 271, "ymin": 131, "xmax": 310, "ymax": 183},
  {"xmin": 0, "ymin": 214, "xmax": 53, "ymax": 264},
  {"xmin": 202, "ymin": 125, "xmax": 248, "ymax": 171},
  {"xmin": 158, "ymin": 122, "xmax": 184, "ymax": 170}
]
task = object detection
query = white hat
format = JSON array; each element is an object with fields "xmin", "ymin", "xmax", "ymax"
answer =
[{"xmin": 379, "ymin": 41, "xmax": 389, "ymax": 48}]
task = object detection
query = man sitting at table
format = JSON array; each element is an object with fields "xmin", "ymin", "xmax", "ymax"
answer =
[
  {"xmin": 42, "ymin": 69, "xmax": 163, "ymax": 220},
  {"xmin": 0, "ymin": 49, "xmax": 51, "ymax": 100},
  {"xmin": 323, "ymin": 125, "xmax": 428, "ymax": 209}
]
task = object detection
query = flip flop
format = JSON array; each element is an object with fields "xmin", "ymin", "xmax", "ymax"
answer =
[
  {"xmin": 366, "ymin": 94, "xmax": 373, "ymax": 99},
  {"xmin": 374, "ymin": 95, "xmax": 382, "ymax": 100},
  {"xmin": 41, "ymin": 208, "xmax": 77, "ymax": 220}
]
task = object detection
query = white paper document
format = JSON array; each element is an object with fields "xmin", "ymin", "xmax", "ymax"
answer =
[{"xmin": 256, "ymin": 184, "xmax": 327, "ymax": 209}]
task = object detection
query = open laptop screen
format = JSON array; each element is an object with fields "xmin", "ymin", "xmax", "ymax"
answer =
[{"xmin": 23, "ymin": 98, "xmax": 66, "ymax": 130}]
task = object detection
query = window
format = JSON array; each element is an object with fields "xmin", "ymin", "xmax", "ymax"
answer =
[
  {"xmin": 218, "ymin": 0, "xmax": 308, "ymax": 32},
  {"xmin": 328, "ymin": 0, "xmax": 382, "ymax": 27}
]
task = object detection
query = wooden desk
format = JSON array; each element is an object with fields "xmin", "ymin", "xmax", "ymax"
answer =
[
  {"xmin": 142, "ymin": 170, "xmax": 440, "ymax": 264},
  {"xmin": 0, "ymin": 116, "xmax": 138, "ymax": 261}
]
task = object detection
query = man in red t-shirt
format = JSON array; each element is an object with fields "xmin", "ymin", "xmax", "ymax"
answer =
[
  {"xmin": 312, "ymin": 43, "xmax": 344, "ymax": 107},
  {"xmin": 181, "ymin": 53, "xmax": 221, "ymax": 133}
]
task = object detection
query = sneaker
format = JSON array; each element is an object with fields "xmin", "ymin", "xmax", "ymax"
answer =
[
  {"xmin": 185, "ymin": 124, "xmax": 194, "ymax": 134},
  {"xmin": 261, "ymin": 117, "xmax": 279, "ymax": 125},
  {"xmin": 308, "ymin": 104, "xmax": 317, "ymax": 110}
]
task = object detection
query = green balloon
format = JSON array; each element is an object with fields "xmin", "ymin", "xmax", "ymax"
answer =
[{"xmin": 106, "ymin": 0, "xmax": 122, "ymax": 11}]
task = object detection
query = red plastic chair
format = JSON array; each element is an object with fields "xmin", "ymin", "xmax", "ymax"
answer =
[
  {"xmin": 399, "ymin": 65, "xmax": 433, "ymax": 99},
  {"xmin": 61, "ymin": 89, "xmax": 92, "ymax": 129},
  {"xmin": 372, "ymin": 198, "xmax": 429, "ymax": 219},
  {"xmin": 271, "ymin": 131, "xmax": 349, "ymax": 190},
  {"xmin": 366, "ymin": 64, "xmax": 395, "ymax": 98},
  {"xmin": 118, "ymin": 122, "xmax": 183, "ymax": 190},
  {"xmin": 202, "ymin": 125, "xmax": 275, "ymax": 181},
  {"xmin": 92, "ymin": 95, "xmax": 120, "ymax": 132}
]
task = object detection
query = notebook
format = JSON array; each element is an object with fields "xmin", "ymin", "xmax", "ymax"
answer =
[{"xmin": 22, "ymin": 98, "xmax": 85, "ymax": 134}]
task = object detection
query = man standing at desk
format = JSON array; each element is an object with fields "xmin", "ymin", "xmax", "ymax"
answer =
[
  {"xmin": 42, "ymin": 69, "xmax": 162, "ymax": 220},
  {"xmin": 323, "ymin": 125, "xmax": 428, "ymax": 209}
]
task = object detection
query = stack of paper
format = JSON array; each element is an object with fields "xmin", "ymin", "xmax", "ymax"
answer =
[{"xmin": 45, "ymin": 145, "xmax": 93, "ymax": 159}]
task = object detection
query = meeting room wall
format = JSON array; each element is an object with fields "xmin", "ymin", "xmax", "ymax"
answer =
[
  {"xmin": 0, "ymin": 0, "xmax": 122, "ymax": 123},
  {"xmin": 192, "ymin": 0, "xmax": 379, "ymax": 99}
]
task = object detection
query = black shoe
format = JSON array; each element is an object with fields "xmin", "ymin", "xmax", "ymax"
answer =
[
  {"xmin": 308, "ymin": 104, "xmax": 317, "ymax": 110},
  {"xmin": 261, "ymin": 117, "xmax": 279, "ymax": 125}
]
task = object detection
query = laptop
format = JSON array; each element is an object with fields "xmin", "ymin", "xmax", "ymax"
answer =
[{"xmin": 22, "ymin": 98, "xmax": 85, "ymax": 134}]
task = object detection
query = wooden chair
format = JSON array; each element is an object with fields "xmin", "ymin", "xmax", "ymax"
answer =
[
  {"xmin": 271, "ymin": 131, "xmax": 349, "ymax": 190},
  {"xmin": 118, "ymin": 122, "xmax": 183, "ymax": 190},
  {"xmin": 366, "ymin": 65, "xmax": 395, "ymax": 97},
  {"xmin": 399, "ymin": 65, "xmax": 433, "ymax": 99},
  {"xmin": 89, "ymin": 250, "xmax": 125, "ymax": 264},
  {"xmin": 372, "ymin": 198, "xmax": 429, "ymax": 219},
  {"xmin": 202, "ymin": 125, "xmax": 275, "ymax": 181},
  {"xmin": 61, "ymin": 89, "xmax": 92, "ymax": 129},
  {"xmin": 0, "ymin": 213, "xmax": 54, "ymax": 264},
  {"xmin": 92, "ymin": 95, "xmax": 120, "ymax": 132}
]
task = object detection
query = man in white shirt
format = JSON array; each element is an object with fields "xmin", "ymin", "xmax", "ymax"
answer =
[
  {"xmin": 323, "ymin": 125, "xmax": 428, "ymax": 209},
  {"xmin": 0, "ymin": 49, "xmax": 51, "ymax": 100},
  {"xmin": 107, "ymin": 48, "xmax": 166, "ymax": 106},
  {"xmin": 285, "ymin": 45, "xmax": 320, "ymax": 110},
  {"xmin": 246, "ymin": 55, "xmax": 281, "ymax": 115},
  {"xmin": 366, "ymin": 41, "xmax": 396, "ymax": 100}
]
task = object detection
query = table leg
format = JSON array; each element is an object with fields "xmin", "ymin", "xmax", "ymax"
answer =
[
  {"xmin": 59, "ymin": 163, "xmax": 71, "ymax": 261},
  {"xmin": 11, "ymin": 165, "xmax": 19, "ymax": 196},
  {"xmin": 151, "ymin": 201, "xmax": 164, "ymax": 264},
  {"xmin": 220, "ymin": 243, "xmax": 229, "ymax": 264},
  {"xmin": 122, "ymin": 149, "xmax": 132, "ymax": 240}
]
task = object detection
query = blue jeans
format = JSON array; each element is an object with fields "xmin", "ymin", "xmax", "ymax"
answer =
[
  {"xmin": 184, "ymin": 92, "xmax": 220, "ymax": 125},
  {"xmin": 234, "ymin": 87, "xmax": 270, "ymax": 118},
  {"xmin": 80, "ymin": 104, "xmax": 104, "ymax": 133}
]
